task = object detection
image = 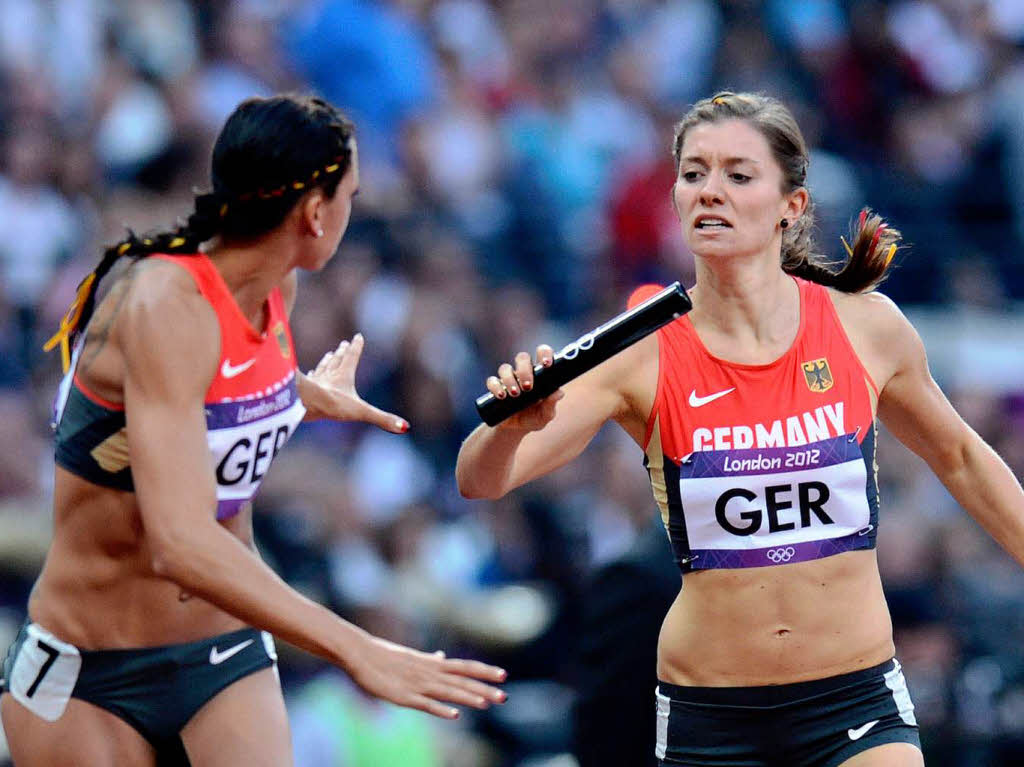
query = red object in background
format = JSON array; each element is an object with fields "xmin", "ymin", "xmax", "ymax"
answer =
[{"xmin": 609, "ymin": 160, "xmax": 678, "ymax": 279}]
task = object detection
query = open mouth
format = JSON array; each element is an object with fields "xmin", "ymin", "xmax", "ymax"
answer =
[{"xmin": 694, "ymin": 217, "xmax": 732, "ymax": 230}]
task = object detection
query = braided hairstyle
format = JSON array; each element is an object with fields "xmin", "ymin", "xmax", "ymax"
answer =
[
  {"xmin": 46, "ymin": 94, "xmax": 355, "ymax": 370},
  {"xmin": 672, "ymin": 92, "xmax": 901, "ymax": 294}
]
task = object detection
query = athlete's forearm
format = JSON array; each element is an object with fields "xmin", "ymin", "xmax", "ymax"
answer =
[
  {"xmin": 151, "ymin": 523, "xmax": 368, "ymax": 670},
  {"xmin": 456, "ymin": 423, "xmax": 530, "ymax": 500},
  {"xmin": 939, "ymin": 433, "xmax": 1024, "ymax": 568}
]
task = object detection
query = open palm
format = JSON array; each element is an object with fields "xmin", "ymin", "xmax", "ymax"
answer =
[{"xmin": 304, "ymin": 333, "xmax": 408, "ymax": 433}]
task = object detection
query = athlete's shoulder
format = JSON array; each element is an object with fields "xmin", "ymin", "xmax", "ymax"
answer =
[
  {"xmin": 116, "ymin": 257, "xmax": 219, "ymax": 355},
  {"xmin": 826, "ymin": 287, "xmax": 924, "ymax": 386},
  {"xmin": 826, "ymin": 287, "xmax": 913, "ymax": 336},
  {"xmin": 122, "ymin": 256, "xmax": 202, "ymax": 303}
]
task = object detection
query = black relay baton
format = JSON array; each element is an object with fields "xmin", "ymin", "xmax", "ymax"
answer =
[{"xmin": 475, "ymin": 282, "xmax": 692, "ymax": 426}]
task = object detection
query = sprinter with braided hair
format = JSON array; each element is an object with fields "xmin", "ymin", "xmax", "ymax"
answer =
[
  {"xmin": 1, "ymin": 95, "xmax": 506, "ymax": 767},
  {"xmin": 459, "ymin": 91, "xmax": 1024, "ymax": 766}
]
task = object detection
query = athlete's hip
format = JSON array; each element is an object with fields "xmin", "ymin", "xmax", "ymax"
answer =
[
  {"xmin": 28, "ymin": 573, "xmax": 247, "ymax": 651},
  {"xmin": 654, "ymin": 657, "xmax": 920, "ymax": 766}
]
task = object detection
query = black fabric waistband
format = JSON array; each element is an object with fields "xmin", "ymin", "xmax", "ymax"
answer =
[
  {"xmin": 657, "ymin": 658, "xmax": 897, "ymax": 708},
  {"xmin": 76, "ymin": 626, "xmax": 258, "ymax": 666}
]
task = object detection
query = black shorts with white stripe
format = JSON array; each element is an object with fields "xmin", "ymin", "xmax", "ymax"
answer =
[
  {"xmin": 3, "ymin": 621, "xmax": 277, "ymax": 761},
  {"xmin": 655, "ymin": 658, "xmax": 920, "ymax": 767}
]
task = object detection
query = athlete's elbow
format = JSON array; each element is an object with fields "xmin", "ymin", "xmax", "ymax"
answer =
[
  {"xmin": 456, "ymin": 474, "xmax": 491, "ymax": 500},
  {"xmin": 148, "ymin": 528, "xmax": 198, "ymax": 584},
  {"xmin": 455, "ymin": 467, "xmax": 503, "ymax": 500},
  {"xmin": 925, "ymin": 429, "xmax": 976, "ymax": 482},
  {"xmin": 150, "ymin": 550, "xmax": 178, "ymax": 581}
]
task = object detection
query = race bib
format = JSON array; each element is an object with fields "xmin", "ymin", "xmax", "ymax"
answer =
[
  {"xmin": 679, "ymin": 434, "xmax": 873, "ymax": 568},
  {"xmin": 7, "ymin": 623, "xmax": 82, "ymax": 722},
  {"xmin": 204, "ymin": 378, "xmax": 306, "ymax": 520}
]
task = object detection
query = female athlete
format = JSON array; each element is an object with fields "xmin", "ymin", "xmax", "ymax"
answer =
[
  {"xmin": 457, "ymin": 91, "xmax": 1024, "ymax": 766},
  {"xmin": 1, "ymin": 94, "xmax": 506, "ymax": 767}
]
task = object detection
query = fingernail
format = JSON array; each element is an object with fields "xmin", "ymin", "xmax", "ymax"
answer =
[
  {"xmin": 499, "ymin": 669, "xmax": 508, "ymax": 681},
  {"xmin": 451, "ymin": 709, "xmax": 460, "ymax": 719},
  {"xmin": 499, "ymin": 692, "xmax": 508, "ymax": 702},
  {"xmin": 509, "ymin": 387, "xmax": 518, "ymax": 395},
  {"xmin": 397, "ymin": 419, "xmax": 409, "ymax": 432},
  {"xmin": 522, "ymin": 381, "xmax": 532, "ymax": 391},
  {"xmin": 496, "ymin": 391, "xmax": 506, "ymax": 399}
]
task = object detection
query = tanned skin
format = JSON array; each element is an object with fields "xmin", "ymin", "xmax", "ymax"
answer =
[
  {"xmin": 3, "ymin": 146, "xmax": 506, "ymax": 767},
  {"xmin": 458, "ymin": 121, "xmax": 1024, "ymax": 767}
]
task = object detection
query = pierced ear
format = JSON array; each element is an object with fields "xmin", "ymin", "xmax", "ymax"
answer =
[{"xmin": 301, "ymin": 190, "xmax": 324, "ymax": 237}]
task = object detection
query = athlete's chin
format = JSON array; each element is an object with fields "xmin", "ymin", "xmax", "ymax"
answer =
[
  {"xmin": 301, "ymin": 250, "xmax": 337, "ymax": 272},
  {"xmin": 688, "ymin": 240, "xmax": 766, "ymax": 262},
  {"xmin": 688, "ymin": 242, "xmax": 737, "ymax": 260}
]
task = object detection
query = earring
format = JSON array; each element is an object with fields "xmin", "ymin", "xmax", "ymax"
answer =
[
  {"xmin": 780, "ymin": 219, "xmax": 789, "ymax": 229},
  {"xmin": 315, "ymin": 229, "xmax": 324, "ymax": 238}
]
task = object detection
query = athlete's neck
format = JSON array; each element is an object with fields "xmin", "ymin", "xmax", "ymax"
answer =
[
  {"xmin": 205, "ymin": 236, "xmax": 294, "ymax": 330},
  {"xmin": 689, "ymin": 255, "xmax": 799, "ymax": 357}
]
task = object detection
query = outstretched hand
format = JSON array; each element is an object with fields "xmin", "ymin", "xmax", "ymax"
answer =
[
  {"xmin": 300, "ymin": 334, "xmax": 409, "ymax": 433},
  {"xmin": 349, "ymin": 634, "xmax": 507, "ymax": 719}
]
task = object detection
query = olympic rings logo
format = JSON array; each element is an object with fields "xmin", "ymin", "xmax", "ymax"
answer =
[
  {"xmin": 766, "ymin": 546, "xmax": 796, "ymax": 563},
  {"xmin": 560, "ymin": 332, "xmax": 595, "ymax": 360}
]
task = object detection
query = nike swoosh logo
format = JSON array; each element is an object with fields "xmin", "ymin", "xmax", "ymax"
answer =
[
  {"xmin": 848, "ymin": 720, "xmax": 880, "ymax": 740},
  {"xmin": 209, "ymin": 639, "xmax": 254, "ymax": 665},
  {"xmin": 688, "ymin": 388, "xmax": 735, "ymax": 407},
  {"xmin": 221, "ymin": 358, "xmax": 256, "ymax": 378}
]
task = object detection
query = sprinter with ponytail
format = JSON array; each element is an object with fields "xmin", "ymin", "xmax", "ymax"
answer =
[{"xmin": 458, "ymin": 90, "xmax": 1024, "ymax": 766}]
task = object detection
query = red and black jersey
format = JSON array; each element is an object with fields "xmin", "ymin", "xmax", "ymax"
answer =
[
  {"xmin": 53, "ymin": 253, "xmax": 305, "ymax": 520},
  {"xmin": 631, "ymin": 278, "xmax": 879, "ymax": 572}
]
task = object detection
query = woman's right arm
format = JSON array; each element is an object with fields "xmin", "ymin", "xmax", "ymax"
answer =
[
  {"xmin": 456, "ymin": 339, "xmax": 652, "ymax": 500},
  {"xmin": 120, "ymin": 262, "xmax": 505, "ymax": 718}
]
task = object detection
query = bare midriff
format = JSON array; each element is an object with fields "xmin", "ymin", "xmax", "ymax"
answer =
[
  {"xmin": 657, "ymin": 549, "xmax": 895, "ymax": 686},
  {"xmin": 28, "ymin": 467, "xmax": 249, "ymax": 650}
]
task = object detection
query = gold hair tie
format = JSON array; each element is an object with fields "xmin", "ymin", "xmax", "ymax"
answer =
[
  {"xmin": 168, "ymin": 237, "xmax": 186, "ymax": 249},
  {"xmin": 840, "ymin": 236, "xmax": 854, "ymax": 258},
  {"xmin": 884, "ymin": 243, "xmax": 897, "ymax": 267},
  {"xmin": 220, "ymin": 203, "xmax": 229, "ymax": 218},
  {"xmin": 43, "ymin": 272, "xmax": 97, "ymax": 373},
  {"xmin": 117, "ymin": 242, "xmax": 131, "ymax": 256},
  {"xmin": 712, "ymin": 96, "xmax": 728, "ymax": 105},
  {"xmin": 236, "ymin": 153, "xmax": 348, "ymax": 203}
]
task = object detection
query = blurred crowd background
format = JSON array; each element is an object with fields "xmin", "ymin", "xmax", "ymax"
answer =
[{"xmin": 2, "ymin": 0, "xmax": 1024, "ymax": 765}]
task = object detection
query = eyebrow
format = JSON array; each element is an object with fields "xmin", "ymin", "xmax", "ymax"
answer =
[{"xmin": 681, "ymin": 156, "xmax": 761, "ymax": 166}]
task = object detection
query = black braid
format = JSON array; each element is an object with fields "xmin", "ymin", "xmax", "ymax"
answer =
[
  {"xmin": 54, "ymin": 93, "xmax": 356, "ymax": 357},
  {"xmin": 69, "ymin": 190, "xmax": 228, "ymax": 348}
]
